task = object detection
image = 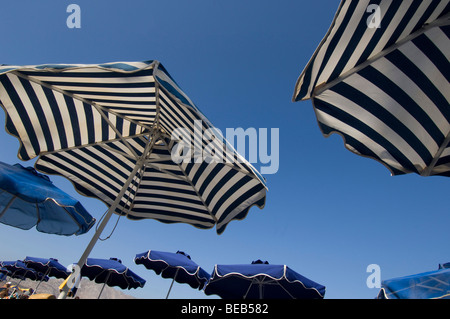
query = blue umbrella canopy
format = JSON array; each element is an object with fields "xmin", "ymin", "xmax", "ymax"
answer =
[
  {"xmin": 378, "ymin": 263, "xmax": 450, "ymax": 299},
  {"xmin": 293, "ymin": 0, "xmax": 449, "ymax": 177},
  {"xmin": 204, "ymin": 260, "xmax": 326, "ymax": 299},
  {"xmin": 0, "ymin": 260, "xmax": 48, "ymax": 282},
  {"xmin": 23, "ymin": 257, "xmax": 69, "ymax": 279},
  {"xmin": 0, "ymin": 161, "xmax": 95, "ymax": 236},
  {"xmin": 81, "ymin": 257, "xmax": 146, "ymax": 292},
  {"xmin": 135, "ymin": 250, "xmax": 210, "ymax": 298}
]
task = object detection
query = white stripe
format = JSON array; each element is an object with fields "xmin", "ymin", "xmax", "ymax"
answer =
[
  {"xmin": 107, "ymin": 113, "xmax": 117, "ymax": 140},
  {"xmin": 93, "ymin": 107, "xmax": 103, "ymax": 142},
  {"xmin": 30, "ymin": 75, "xmax": 155, "ymax": 84}
]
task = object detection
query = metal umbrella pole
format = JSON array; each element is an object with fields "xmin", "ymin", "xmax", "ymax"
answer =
[
  {"xmin": 97, "ymin": 271, "xmax": 112, "ymax": 299},
  {"xmin": 58, "ymin": 135, "xmax": 157, "ymax": 299},
  {"xmin": 166, "ymin": 268, "xmax": 180, "ymax": 299}
]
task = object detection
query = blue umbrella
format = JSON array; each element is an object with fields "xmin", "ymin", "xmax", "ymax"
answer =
[
  {"xmin": 204, "ymin": 260, "xmax": 326, "ymax": 299},
  {"xmin": 378, "ymin": 263, "xmax": 450, "ymax": 299},
  {"xmin": 81, "ymin": 257, "xmax": 146, "ymax": 298},
  {"xmin": 0, "ymin": 161, "xmax": 96, "ymax": 236},
  {"xmin": 135, "ymin": 250, "xmax": 210, "ymax": 298},
  {"xmin": 24, "ymin": 257, "xmax": 70, "ymax": 293},
  {"xmin": 0, "ymin": 260, "xmax": 49, "ymax": 285}
]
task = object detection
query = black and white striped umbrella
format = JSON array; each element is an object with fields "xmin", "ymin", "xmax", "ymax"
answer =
[
  {"xmin": 293, "ymin": 0, "xmax": 449, "ymax": 177},
  {"xmin": 0, "ymin": 60, "xmax": 266, "ymax": 233}
]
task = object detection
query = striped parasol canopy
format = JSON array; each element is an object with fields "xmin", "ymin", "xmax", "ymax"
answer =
[
  {"xmin": 293, "ymin": 0, "xmax": 449, "ymax": 177},
  {"xmin": 0, "ymin": 60, "xmax": 266, "ymax": 234}
]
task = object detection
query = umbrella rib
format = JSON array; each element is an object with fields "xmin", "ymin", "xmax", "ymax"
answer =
[
  {"xmin": 422, "ymin": 131, "xmax": 450, "ymax": 176},
  {"xmin": 11, "ymin": 71, "xmax": 149, "ymax": 160},
  {"xmin": 0, "ymin": 195, "xmax": 17, "ymax": 218},
  {"xmin": 35, "ymin": 132, "xmax": 150, "ymax": 160},
  {"xmin": 160, "ymin": 141, "xmax": 216, "ymax": 223},
  {"xmin": 312, "ymin": 13, "xmax": 450, "ymax": 98}
]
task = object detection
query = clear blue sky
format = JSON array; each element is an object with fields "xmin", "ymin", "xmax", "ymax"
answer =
[{"xmin": 0, "ymin": 0, "xmax": 448, "ymax": 299}]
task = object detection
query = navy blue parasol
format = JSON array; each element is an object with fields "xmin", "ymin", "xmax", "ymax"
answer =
[
  {"xmin": 81, "ymin": 257, "xmax": 146, "ymax": 298},
  {"xmin": 204, "ymin": 260, "xmax": 325, "ymax": 299},
  {"xmin": 135, "ymin": 250, "xmax": 210, "ymax": 298},
  {"xmin": 0, "ymin": 161, "xmax": 95, "ymax": 236}
]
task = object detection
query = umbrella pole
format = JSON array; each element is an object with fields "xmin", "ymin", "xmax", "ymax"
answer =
[
  {"xmin": 98, "ymin": 272, "xmax": 111, "ymax": 299},
  {"xmin": 58, "ymin": 136, "xmax": 156, "ymax": 299},
  {"xmin": 166, "ymin": 268, "xmax": 180, "ymax": 299},
  {"xmin": 34, "ymin": 268, "xmax": 50, "ymax": 294}
]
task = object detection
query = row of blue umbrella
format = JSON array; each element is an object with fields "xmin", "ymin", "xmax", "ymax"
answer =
[
  {"xmin": 4, "ymin": 252, "xmax": 448, "ymax": 299},
  {"xmin": 1, "ymin": 253, "xmax": 326, "ymax": 299},
  {"xmin": 0, "ymin": 161, "xmax": 325, "ymax": 299}
]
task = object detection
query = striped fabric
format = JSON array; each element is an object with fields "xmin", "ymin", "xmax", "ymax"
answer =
[
  {"xmin": 293, "ymin": 0, "xmax": 450, "ymax": 177},
  {"xmin": 0, "ymin": 60, "xmax": 266, "ymax": 234}
]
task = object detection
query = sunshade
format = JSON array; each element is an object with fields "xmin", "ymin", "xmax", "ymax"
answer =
[
  {"xmin": 0, "ymin": 60, "xmax": 266, "ymax": 233},
  {"xmin": 378, "ymin": 263, "xmax": 450, "ymax": 299},
  {"xmin": 81, "ymin": 257, "xmax": 146, "ymax": 298},
  {"xmin": 293, "ymin": 0, "xmax": 449, "ymax": 177},
  {"xmin": 0, "ymin": 60, "xmax": 267, "ymax": 298},
  {"xmin": 24, "ymin": 256, "xmax": 69, "ymax": 293},
  {"xmin": 135, "ymin": 250, "xmax": 210, "ymax": 298},
  {"xmin": 23, "ymin": 256, "xmax": 69, "ymax": 279},
  {"xmin": 204, "ymin": 260, "xmax": 326, "ymax": 299},
  {"xmin": 0, "ymin": 260, "xmax": 49, "ymax": 283},
  {"xmin": 0, "ymin": 161, "xmax": 95, "ymax": 236}
]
